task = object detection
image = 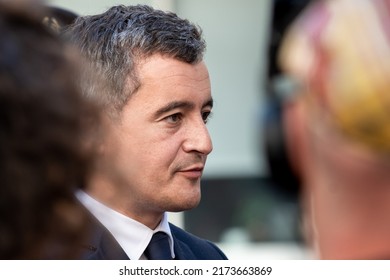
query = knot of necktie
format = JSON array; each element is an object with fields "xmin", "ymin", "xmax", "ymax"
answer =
[{"xmin": 144, "ymin": 232, "xmax": 173, "ymax": 260}]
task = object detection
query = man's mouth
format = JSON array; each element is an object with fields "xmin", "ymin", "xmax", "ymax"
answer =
[{"xmin": 177, "ymin": 165, "xmax": 204, "ymax": 179}]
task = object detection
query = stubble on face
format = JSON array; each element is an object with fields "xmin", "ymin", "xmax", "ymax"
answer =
[{"xmin": 89, "ymin": 55, "xmax": 212, "ymax": 228}]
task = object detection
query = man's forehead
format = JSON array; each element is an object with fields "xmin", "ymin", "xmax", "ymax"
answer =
[{"xmin": 137, "ymin": 55, "xmax": 209, "ymax": 80}]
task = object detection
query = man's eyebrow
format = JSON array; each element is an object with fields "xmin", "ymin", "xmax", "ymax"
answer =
[
  {"xmin": 154, "ymin": 98, "xmax": 214, "ymax": 118},
  {"xmin": 154, "ymin": 101, "xmax": 194, "ymax": 118}
]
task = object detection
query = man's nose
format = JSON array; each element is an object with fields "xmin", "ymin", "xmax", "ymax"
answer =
[{"xmin": 182, "ymin": 120, "xmax": 213, "ymax": 155}]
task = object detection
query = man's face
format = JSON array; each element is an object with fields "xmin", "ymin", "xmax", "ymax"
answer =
[{"xmin": 99, "ymin": 54, "xmax": 213, "ymax": 226}]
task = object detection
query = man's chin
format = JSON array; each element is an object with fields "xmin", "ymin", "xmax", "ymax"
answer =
[{"xmin": 167, "ymin": 196, "xmax": 201, "ymax": 212}]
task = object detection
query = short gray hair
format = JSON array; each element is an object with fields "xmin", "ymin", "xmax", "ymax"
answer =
[{"xmin": 64, "ymin": 5, "xmax": 206, "ymax": 116}]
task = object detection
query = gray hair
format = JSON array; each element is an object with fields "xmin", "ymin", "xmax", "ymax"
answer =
[{"xmin": 64, "ymin": 5, "xmax": 206, "ymax": 116}]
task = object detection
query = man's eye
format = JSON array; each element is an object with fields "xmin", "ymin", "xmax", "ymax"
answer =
[
  {"xmin": 165, "ymin": 113, "xmax": 182, "ymax": 124},
  {"xmin": 202, "ymin": 111, "xmax": 212, "ymax": 124}
]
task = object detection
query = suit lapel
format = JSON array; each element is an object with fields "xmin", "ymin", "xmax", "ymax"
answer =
[{"xmin": 172, "ymin": 236, "xmax": 197, "ymax": 260}]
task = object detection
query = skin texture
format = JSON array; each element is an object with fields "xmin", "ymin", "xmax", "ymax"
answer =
[{"xmin": 88, "ymin": 54, "xmax": 213, "ymax": 229}]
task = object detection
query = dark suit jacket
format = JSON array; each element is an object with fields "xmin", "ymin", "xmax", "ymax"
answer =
[{"xmin": 80, "ymin": 214, "xmax": 228, "ymax": 260}]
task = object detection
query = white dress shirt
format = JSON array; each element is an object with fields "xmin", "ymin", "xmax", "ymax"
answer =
[{"xmin": 75, "ymin": 190, "xmax": 175, "ymax": 260}]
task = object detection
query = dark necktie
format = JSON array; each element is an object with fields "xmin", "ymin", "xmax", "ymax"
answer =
[{"xmin": 144, "ymin": 232, "xmax": 173, "ymax": 260}]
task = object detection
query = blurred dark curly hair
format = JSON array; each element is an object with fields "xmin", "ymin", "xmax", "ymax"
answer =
[{"xmin": 0, "ymin": 1, "xmax": 98, "ymax": 259}]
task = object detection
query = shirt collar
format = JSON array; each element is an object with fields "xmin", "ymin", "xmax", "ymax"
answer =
[{"xmin": 75, "ymin": 190, "xmax": 175, "ymax": 260}]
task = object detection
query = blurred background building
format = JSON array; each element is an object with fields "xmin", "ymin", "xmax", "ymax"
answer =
[{"xmin": 47, "ymin": 0, "xmax": 312, "ymax": 259}]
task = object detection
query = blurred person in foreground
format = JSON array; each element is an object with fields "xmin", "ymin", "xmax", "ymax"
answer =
[
  {"xmin": 278, "ymin": 0, "xmax": 390, "ymax": 259},
  {"xmin": 0, "ymin": 0, "xmax": 98, "ymax": 259},
  {"xmin": 64, "ymin": 5, "xmax": 227, "ymax": 260},
  {"xmin": 42, "ymin": 6, "xmax": 78, "ymax": 34}
]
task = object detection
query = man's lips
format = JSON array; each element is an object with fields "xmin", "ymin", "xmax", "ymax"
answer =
[{"xmin": 177, "ymin": 165, "xmax": 204, "ymax": 179}]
